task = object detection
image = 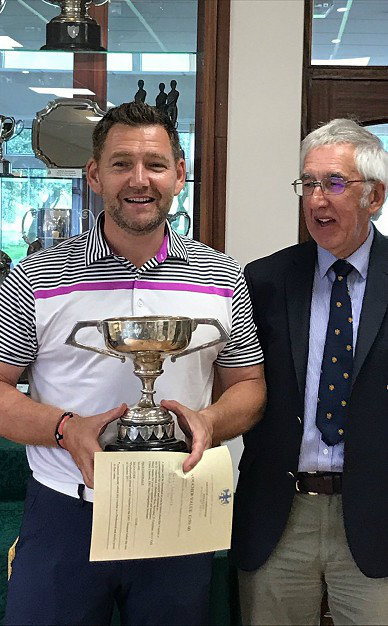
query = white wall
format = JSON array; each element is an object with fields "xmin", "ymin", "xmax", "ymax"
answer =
[{"xmin": 225, "ymin": 0, "xmax": 305, "ymax": 482}]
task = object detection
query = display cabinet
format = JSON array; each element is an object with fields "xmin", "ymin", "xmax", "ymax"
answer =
[{"xmin": 0, "ymin": 46, "xmax": 196, "ymax": 279}]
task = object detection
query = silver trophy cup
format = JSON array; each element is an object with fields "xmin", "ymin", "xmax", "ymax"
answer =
[
  {"xmin": 0, "ymin": 116, "xmax": 16, "ymax": 176},
  {"xmin": 41, "ymin": 0, "xmax": 108, "ymax": 50},
  {"xmin": 65, "ymin": 316, "xmax": 229, "ymax": 452}
]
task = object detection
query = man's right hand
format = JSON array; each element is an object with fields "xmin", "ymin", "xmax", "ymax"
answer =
[{"xmin": 61, "ymin": 403, "xmax": 127, "ymax": 488}]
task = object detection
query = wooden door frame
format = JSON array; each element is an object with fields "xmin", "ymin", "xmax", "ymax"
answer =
[
  {"xmin": 300, "ymin": 0, "xmax": 313, "ymax": 243},
  {"xmin": 194, "ymin": 0, "xmax": 230, "ymax": 251}
]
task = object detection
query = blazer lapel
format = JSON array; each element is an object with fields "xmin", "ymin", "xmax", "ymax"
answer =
[
  {"xmin": 285, "ymin": 242, "xmax": 316, "ymax": 401},
  {"xmin": 353, "ymin": 228, "xmax": 388, "ymax": 383}
]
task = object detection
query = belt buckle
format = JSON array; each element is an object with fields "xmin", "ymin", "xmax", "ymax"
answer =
[{"xmin": 295, "ymin": 478, "xmax": 318, "ymax": 496}]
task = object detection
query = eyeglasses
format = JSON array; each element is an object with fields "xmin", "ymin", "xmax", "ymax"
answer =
[{"xmin": 292, "ymin": 176, "xmax": 374, "ymax": 197}]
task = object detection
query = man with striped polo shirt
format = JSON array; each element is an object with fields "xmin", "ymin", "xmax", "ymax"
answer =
[{"xmin": 0, "ymin": 101, "xmax": 265, "ymax": 625}]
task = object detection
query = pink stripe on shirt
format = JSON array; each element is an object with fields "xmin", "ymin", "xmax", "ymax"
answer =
[{"xmin": 34, "ymin": 280, "xmax": 233, "ymax": 300}]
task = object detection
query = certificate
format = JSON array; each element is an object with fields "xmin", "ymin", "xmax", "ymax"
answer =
[{"xmin": 90, "ymin": 446, "xmax": 233, "ymax": 561}]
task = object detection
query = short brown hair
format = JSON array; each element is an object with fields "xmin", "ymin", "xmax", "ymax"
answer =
[{"xmin": 92, "ymin": 101, "xmax": 182, "ymax": 162}]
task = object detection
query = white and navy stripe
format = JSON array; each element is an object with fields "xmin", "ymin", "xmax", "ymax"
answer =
[
  {"xmin": 0, "ymin": 212, "xmax": 262, "ymax": 369},
  {"xmin": 0, "ymin": 213, "xmax": 262, "ymax": 489}
]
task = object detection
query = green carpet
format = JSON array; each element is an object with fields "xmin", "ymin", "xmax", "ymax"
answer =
[
  {"xmin": 0, "ymin": 438, "xmax": 30, "ymax": 624},
  {"xmin": 0, "ymin": 437, "xmax": 30, "ymax": 501}
]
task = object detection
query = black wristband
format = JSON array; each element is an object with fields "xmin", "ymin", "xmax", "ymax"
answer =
[{"xmin": 54, "ymin": 412, "xmax": 74, "ymax": 448}]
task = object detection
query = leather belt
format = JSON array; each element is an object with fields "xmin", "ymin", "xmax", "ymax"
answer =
[{"xmin": 296, "ymin": 472, "xmax": 342, "ymax": 495}]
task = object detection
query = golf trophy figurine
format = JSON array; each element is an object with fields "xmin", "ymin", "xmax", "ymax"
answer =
[
  {"xmin": 41, "ymin": 0, "xmax": 108, "ymax": 51},
  {"xmin": 65, "ymin": 316, "xmax": 229, "ymax": 452}
]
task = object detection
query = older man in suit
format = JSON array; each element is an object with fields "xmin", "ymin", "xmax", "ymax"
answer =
[{"xmin": 232, "ymin": 119, "xmax": 388, "ymax": 625}]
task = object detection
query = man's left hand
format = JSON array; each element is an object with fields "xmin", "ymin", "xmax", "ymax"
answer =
[{"xmin": 160, "ymin": 399, "xmax": 214, "ymax": 473}]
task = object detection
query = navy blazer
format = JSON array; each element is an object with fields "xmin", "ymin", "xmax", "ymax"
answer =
[{"xmin": 231, "ymin": 226, "xmax": 388, "ymax": 578}]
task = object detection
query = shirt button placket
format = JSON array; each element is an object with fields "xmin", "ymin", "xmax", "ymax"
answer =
[{"xmin": 134, "ymin": 272, "xmax": 143, "ymax": 312}]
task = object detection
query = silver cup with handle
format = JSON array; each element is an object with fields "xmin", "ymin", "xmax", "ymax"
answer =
[{"xmin": 65, "ymin": 316, "xmax": 229, "ymax": 452}]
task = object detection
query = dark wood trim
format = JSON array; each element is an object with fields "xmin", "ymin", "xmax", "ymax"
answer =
[
  {"xmin": 310, "ymin": 66, "xmax": 388, "ymax": 80},
  {"xmin": 89, "ymin": 3, "xmax": 108, "ymax": 51},
  {"xmin": 299, "ymin": 0, "xmax": 313, "ymax": 243},
  {"xmin": 194, "ymin": 0, "xmax": 230, "ymax": 251},
  {"xmin": 73, "ymin": 3, "xmax": 108, "ymax": 110},
  {"xmin": 301, "ymin": 0, "xmax": 312, "ymax": 140}
]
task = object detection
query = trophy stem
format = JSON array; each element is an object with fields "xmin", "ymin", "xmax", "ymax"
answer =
[
  {"xmin": 59, "ymin": 0, "xmax": 89, "ymax": 22},
  {"xmin": 0, "ymin": 143, "xmax": 12, "ymax": 176},
  {"xmin": 133, "ymin": 353, "xmax": 163, "ymax": 410},
  {"xmin": 105, "ymin": 350, "xmax": 187, "ymax": 452}
]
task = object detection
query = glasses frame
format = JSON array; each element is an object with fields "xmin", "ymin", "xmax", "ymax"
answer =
[{"xmin": 292, "ymin": 176, "xmax": 375, "ymax": 197}]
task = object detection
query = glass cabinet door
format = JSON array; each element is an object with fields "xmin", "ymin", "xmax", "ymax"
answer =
[{"xmin": 0, "ymin": 0, "xmax": 198, "ymax": 269}]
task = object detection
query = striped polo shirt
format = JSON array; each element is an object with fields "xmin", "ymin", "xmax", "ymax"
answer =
[{"xmin": 0, "ymin": 212, "xmax": 263, "ymax": 493}]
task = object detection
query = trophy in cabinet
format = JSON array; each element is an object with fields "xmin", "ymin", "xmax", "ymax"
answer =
[
  {"xmin": 65, "ymin": 316, "xmax": 229, "ymax": 452},
  {"xmin": 0, "ymin": 116, "xmax": 19, "ymax": 177},
  {"xmin": 0, "ymin": 250, "xmax": 12, "ymax": 286},
  {"xmin": 21, "ymin": 208, "xmax": 94, "ymax": 252},
  {"xmin": 41, "ymin": 0, "xmax": 108, "ymax": 51}
]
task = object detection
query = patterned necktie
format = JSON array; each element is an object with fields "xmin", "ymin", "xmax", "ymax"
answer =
[{"xmin": 316, "ymin": 259, "xmax": 354, "ymax": 446}]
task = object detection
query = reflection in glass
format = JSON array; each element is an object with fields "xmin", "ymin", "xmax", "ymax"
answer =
[
  {"xmin": 32, "ymin": 98, "xmax": 105, "ymax": 168},
  {"xmin": 312, "ymin": 0, "xmax": 388, "ymax": 66},
  {"xmin": 169, "ymin": 182, "xmax": 193, "ymax": 238},
  {"xmin": 21, "ymin": 207, "xmax": 94, "ymax": 250},
  {"xmin": 0, "ymin": 176, "xmax": 92, "ymax": 265}
]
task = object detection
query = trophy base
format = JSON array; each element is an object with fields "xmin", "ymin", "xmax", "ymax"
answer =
[
  {"xmin": 105, "ymin": 439, "xmax": 188, "ymax": 452},
  {"xmin": 105, "ymin": 419, "xmax": 188, "ymax": 452},
  {"xmin": 41, "ymin": 21, "xmax": 106, "ymax": 51},
  {"xmin": 0, "ymin": 160, "xmax": 13, "ymax": 176}
]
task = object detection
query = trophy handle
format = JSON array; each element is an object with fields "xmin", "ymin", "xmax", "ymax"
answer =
[
  {"xmin": 1, "ymin": 117, "xmax": 16, "ymax": 141},
  {"xmin": 64, "ymin": 320, "xmax": 126, "ymax": 362},
  {"xmin": 21, "ymin": 208, "xmax": 36, "ymax": 244},
  {"xmin": 170, "ymin": 318, "xmax": 230, "ymax": 362}
]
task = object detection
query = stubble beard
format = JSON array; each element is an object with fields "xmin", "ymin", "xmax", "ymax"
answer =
[{"xmin": 104, "ymin": 195, "xmax": 172, "ymax": 236}]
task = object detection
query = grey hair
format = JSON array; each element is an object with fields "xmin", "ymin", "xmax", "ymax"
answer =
[{"xmin": 301, "ymin": 118, "xmax": 388, "ymax": 219}]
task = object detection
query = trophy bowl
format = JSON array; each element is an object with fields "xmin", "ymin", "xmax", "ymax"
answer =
[
  {"xmin": 65, "ymin": 316, "xmax": 229, "ymax": 452},
  {"xmin": 100, "ymin": 316, "xmax": 195, "ymax": 355},
  {"xmin": 41, "ymin": 0, "xmax": 108, "ymax": 51}
]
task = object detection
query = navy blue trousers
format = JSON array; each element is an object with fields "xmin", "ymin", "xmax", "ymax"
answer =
[{"xmin": 4, "ymin": 478, "xmax": 213, "ymax": 626}]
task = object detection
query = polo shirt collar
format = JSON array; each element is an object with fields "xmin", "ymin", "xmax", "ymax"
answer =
[
  {"xmin": 165, "ymin": 220, "xmax": 189, "ymax": 263},
  {"xmin": 85, "ymin": 211, "xmax": 188, "ymax": 267}
]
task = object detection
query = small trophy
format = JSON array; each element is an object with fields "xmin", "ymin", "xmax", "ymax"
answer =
[
  {"xmin": 65, "ymin": 316, "xmax": 229, "ymax": 452},
  {"xmin": 41, "ymin": 0, "xmax": 108, "ymax": 51},
  {"xmin": 0, "ymin": 250, "xmax": 12, "ymax": 286},
  {"xmin": 0, "ymin": 116, "xmax": 17, "ymax": 177},
  {"xmin": 21, "ymin": 208, "xmax": 94, "ymax": 251}
]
